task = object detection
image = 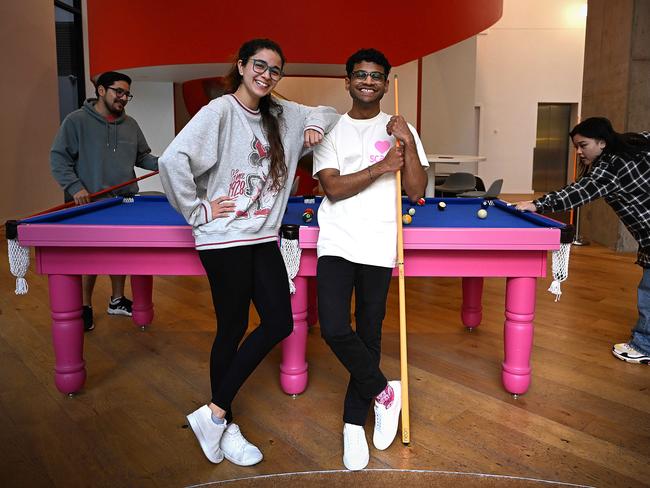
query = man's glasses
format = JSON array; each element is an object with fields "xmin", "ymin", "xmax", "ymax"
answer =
[
  {"xmin": 350, "ymin": 70, "xmax": 387, "ymax": 82},
  {"xmin": 107, "ymin": 86, "xmax": 134, "ymax": 101},
  {"xmin": 250, "ymin": 59, "xmax": 283, "ymax": 81}
]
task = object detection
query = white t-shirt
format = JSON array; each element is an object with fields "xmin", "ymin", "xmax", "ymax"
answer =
[{"xmin": 313, "ymin": 112, "xmax": 429, "ymax": 268}]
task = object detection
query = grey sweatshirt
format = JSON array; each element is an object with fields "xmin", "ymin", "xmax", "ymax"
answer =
[
  {"xmin": 50, "ymin": 99, "xmax": 159, "ymax": 199},
  {"xmin": 159, "ymin": 94, "xmax": 338, "ymax": 249}
]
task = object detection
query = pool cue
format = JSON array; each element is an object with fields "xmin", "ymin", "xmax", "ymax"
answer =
[
  {"xmin": 30, "ymin": 170, "xmax": 160, "ymax": 217},
  {"xmin": 393, "ymin": 75, "xmax": 411, "ymax": 445}
]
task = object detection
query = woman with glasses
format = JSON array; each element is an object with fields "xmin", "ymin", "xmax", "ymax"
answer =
[{"xmin": 159, "ymin": 38, "xmax": 338, "ymax": 466}]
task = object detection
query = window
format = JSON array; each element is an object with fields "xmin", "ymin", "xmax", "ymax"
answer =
[{"xmin": 54, "ymin": 0, "xmax": 85, "ymax": 121}]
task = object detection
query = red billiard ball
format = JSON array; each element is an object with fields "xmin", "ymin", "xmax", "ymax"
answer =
[{"xmin": 417, "ymin": 198, "xmax": 426, "ymax": 206}]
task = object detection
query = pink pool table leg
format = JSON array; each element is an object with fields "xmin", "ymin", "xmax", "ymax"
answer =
[
  {"xmin": 280, "ymin": 275, "xmax": 309, "ymax": 395},
  {"xmin": 131, "ymin": 275, "xmax": 154, "ymax": 329},
  {"xmin": 48, "ymin": 274, "xmax": 86, "ymax": 394},
  {"xmin": 502, "ymin": 276, "xmax": 536, "ymax": 395},
  {"xmin": 461, "ymin": 277, "xmax": 484, "ymax": 330}
]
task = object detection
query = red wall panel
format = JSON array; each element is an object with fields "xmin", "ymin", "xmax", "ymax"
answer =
[{"xmin": 87, "ymin": 0, "xmax": 502, "ymax": 76}]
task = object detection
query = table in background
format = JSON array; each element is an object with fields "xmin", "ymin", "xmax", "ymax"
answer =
[
  {"xmin": 280, "ymin": 196, "xmax": 573, "ymax": 396},
  {"xmin": 426, "ymin": 154, "xmax": 487, "ymax": 195}
]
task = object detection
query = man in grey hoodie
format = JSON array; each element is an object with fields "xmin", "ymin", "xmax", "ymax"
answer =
[{"xmin": 50, "ymin": 71, "xmax": 159, "ymax": 331}]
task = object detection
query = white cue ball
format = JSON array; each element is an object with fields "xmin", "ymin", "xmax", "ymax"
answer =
[
  {"xmin": 408, "ymin": 207, "xmax": 416, "ymax": 216},
  {"xmin": 477, "ymin": 209, "xmax": 488, "ymax": 219}
]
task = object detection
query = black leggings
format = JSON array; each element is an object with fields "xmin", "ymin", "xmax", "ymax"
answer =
[{"xmin": 199, "ymin": 241, "xmax": 293, "ymax": 421}]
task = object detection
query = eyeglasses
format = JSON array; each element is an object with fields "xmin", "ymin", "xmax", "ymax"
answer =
[
  {"xmin": 350, "ymin": 70, "xmax": 387, "ymax": 82},
  {"xmin": 107, "ymin": 86, "xmax": 134, "ymax": 101},
  {"xmin": 250, "ymin": 59, "xmax": 283, "ymax": 81}
]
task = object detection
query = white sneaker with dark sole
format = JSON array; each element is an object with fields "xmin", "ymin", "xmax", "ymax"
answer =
[
  {"xmin": 612, "ymin": 342, "xmax": 650, "ymax": 364},
  {"xmin": 186, "ymin": 405, "xmax": 226, "ymax": 464}
]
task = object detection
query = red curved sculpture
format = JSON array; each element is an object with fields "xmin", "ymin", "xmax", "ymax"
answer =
[{"xmin": 87, "ymin": 1, "xmax": 502, "ymax": 77}]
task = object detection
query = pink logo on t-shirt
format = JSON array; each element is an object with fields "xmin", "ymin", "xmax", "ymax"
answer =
[{"xmin": 374, "ymin": 140, "xmax": 391, "ymax": 153}]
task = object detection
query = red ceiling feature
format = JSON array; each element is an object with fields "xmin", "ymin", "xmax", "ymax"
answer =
[{"xmin": 87, "ymin": 1, "xmax": 502, "ymax": 77}]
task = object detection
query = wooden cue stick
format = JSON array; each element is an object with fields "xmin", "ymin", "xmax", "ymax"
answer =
[
  {"xmin": 29, "ymin": 170, "xmax": 160, "ymax": 217},
  {"xmin": 393, "ymin": 75, "xmax": 411, "ymax": 445}
]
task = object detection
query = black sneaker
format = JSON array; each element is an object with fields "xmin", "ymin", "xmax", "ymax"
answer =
[
  {"xmin": 107, "ymin": 296, "xmax": 133, "ymax": 317},
  {"xmin": 82, "ymin": 305, "xmax": 95, "ymax": 332}
]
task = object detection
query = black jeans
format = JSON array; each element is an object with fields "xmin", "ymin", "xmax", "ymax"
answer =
[
  {"xmin": 317, "ymin": 255, "xmax": 392, "ymax": 426},
  {"xmin": 199, "ymin": 242, "xmax": 293, "ymax": 421}
]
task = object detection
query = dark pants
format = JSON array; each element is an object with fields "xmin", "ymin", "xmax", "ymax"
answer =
[
  {"xmin": 317, "ymin": 255, "xmax": 392, "ymax": 426},
  {"xmin": 199, "ymin": 242, "xmax": 293, "ymax": 422}
]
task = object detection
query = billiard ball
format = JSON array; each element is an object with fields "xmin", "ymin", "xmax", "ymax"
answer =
[
  {"xmin": 302, "ymin": 209, "xmax": 314, "ymax": 223},
  {"xmin": 438, "ymin": 201, "xmax": 447, "ymax": 211},
  {"xmin": 477, "ymin": 209, "xmax": 488, "ymax": 219},
  {"xmin": 408, "ymin": 207, "xmax": 416, "ymax": 216},
  {"xmin": 402, "ymin": 214, "xmax": 412, "ymax": 224},
  {"xmin": 417, "ymin": 198, "xmax": 425, "ymax": 206},
  {"xmin": 482, "ymin": 200, "xmax": 490, "ymax": 208}
]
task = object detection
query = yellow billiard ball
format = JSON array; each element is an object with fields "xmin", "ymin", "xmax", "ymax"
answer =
[
  {"xmin": 402, "ymin": 214, "xmax": 412, "ymax": 224},
  {"xmin": 477, "ymin": 209, "xmax": 488, "ymax": 219}
]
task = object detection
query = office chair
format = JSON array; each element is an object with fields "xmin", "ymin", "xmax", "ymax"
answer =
[
  {"xmin": 458, "ymin": 179, "xmax": 503, "ymax": 199},
  {"xmin": 434, "ymin": 172, "xmax": 477, "ymax": 196}
]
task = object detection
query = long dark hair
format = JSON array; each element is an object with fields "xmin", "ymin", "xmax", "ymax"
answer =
[
  {"xmin": 570, "ymin": 117, "xmax": 650, "ymax": 176},
  {"xmin": 225, "ymin": 39, "xmax": 287, "ymax": 192}
]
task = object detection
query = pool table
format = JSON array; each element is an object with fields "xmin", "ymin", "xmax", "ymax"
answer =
[
  {"xmin": 279, "ymin": 196, "xmax": 573, "ymax": 396},
  {"xmin": 15, "ymin": 195, "xmax": 572, "ymax": 397}
]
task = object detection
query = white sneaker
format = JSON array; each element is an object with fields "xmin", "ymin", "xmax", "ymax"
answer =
[
  {"xmin": 343, "ymin": 423, "xmax": 369, "ymax": 471},
  {"xmin": 186, "ymin": 405, "xmax": 226, "ymax": 463},
  {"xmin": 373, "ymin": 380, "xmax": 402, "ymax": 450},
  {"xmin": 220, "ymin": 423, "xmax": 263, "ymax": 466}
]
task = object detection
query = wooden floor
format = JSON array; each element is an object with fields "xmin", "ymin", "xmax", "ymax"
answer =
[{"xmin": 1, "ymin": 199, "xmax": 649, "ymax": 487}]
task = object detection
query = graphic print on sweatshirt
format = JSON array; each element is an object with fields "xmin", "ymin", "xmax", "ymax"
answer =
[
  {"xmin": 229, "ymin": 136, "xmax": 275, "ymax": 219},
  {"xmin": 249, "ymin": 135, "xmax": 271, "ymax": 167}
]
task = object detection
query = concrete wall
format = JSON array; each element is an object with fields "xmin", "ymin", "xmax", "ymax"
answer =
[
  {"xmin": 0, "ymin": 1, "xmax": 63, "ymax": 222},
  {"xmin": 579, "ymin": 0, "xmax": 650, "ymax": 252}
]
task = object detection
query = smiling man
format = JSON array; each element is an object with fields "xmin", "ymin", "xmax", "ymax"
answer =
[
  {"xmin": 312, "ymin": 48, "xmax": 429, "ymax": 470},
  {"xmin": 50, "ymin": 71, "xmax": 159, "ymax": 331}
]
